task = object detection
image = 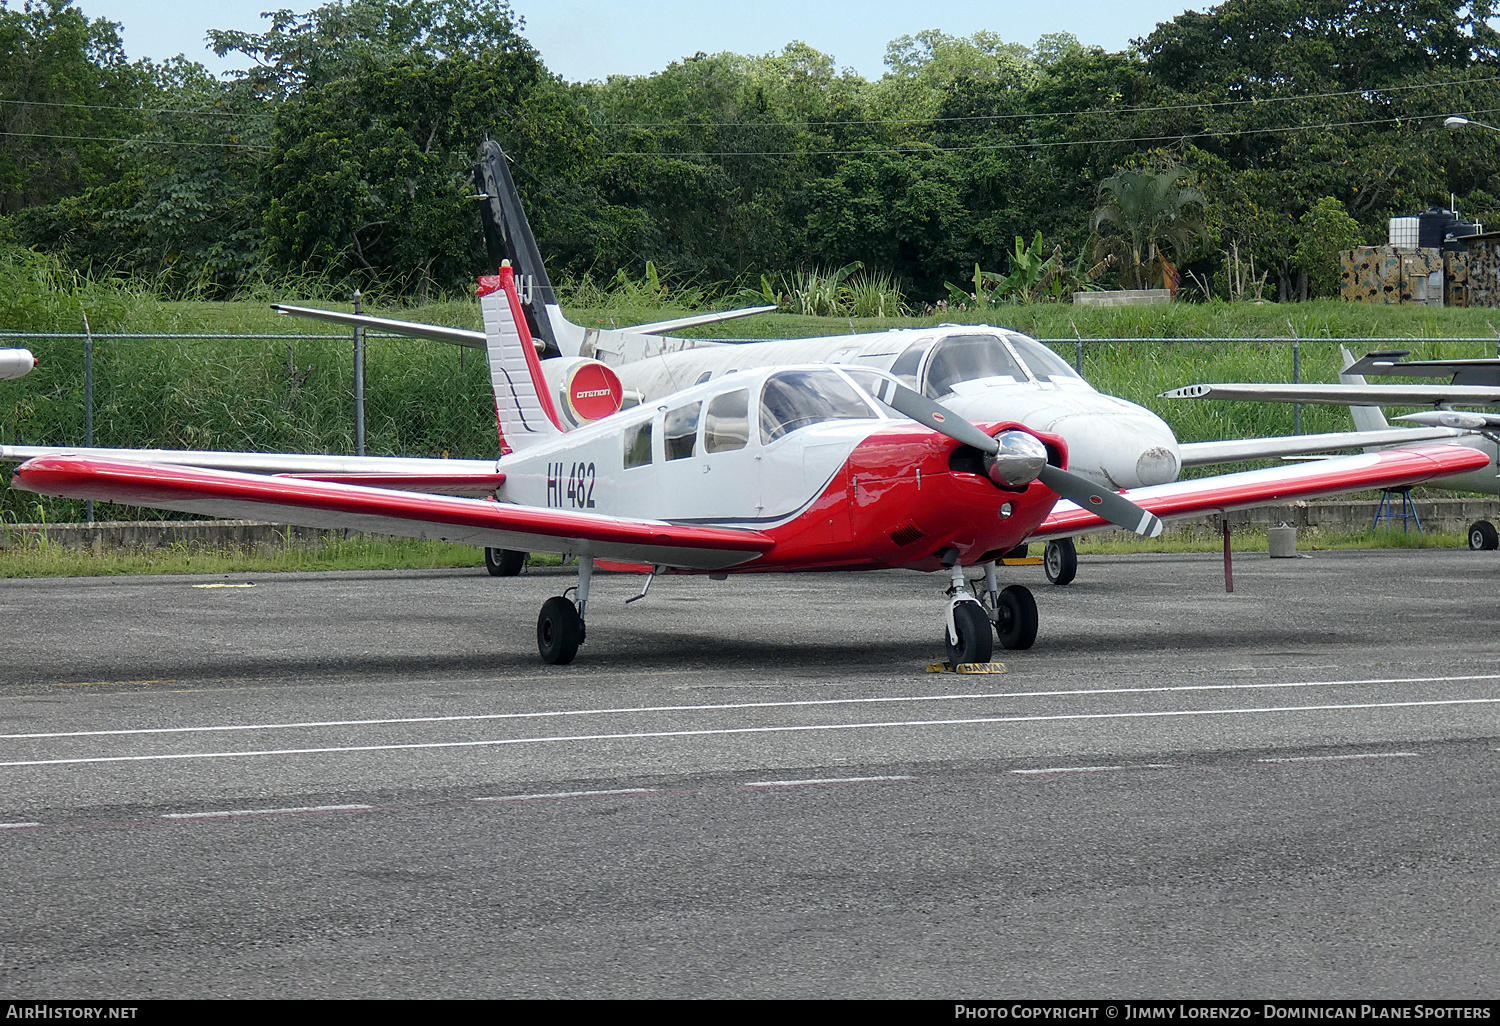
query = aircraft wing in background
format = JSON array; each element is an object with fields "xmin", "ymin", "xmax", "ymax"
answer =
[
  {"xmin": 1178, "ymin": 426, "xmax": 1471, "ymax": 467},
  {"xmin": 1028, "ymin": 442, "xmax": 1493, "ymax": 542},
  {"xmin": 0, "ymin": 447, "xmax": 504, "ymax": 496},
  {"xmin": 1161, "ymin": 382, "xmax": 1500, "ymax": 406}
]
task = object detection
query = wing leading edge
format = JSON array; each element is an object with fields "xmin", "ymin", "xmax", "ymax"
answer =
[
  {"xmin": 10, "ymin": 456, "xmax": 774, "ymax": 571},
  {"xmin": 1028, "ymin": 442, "xmax": 1493, "ymax": 541}
]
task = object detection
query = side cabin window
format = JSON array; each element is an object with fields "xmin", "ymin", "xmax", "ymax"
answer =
[
  {"xmin": 704, "ymin": 389, "xmax": 750, "ymax": 453},
  {"xmin": 623, "ymin": 420, "xmax": 653, "ymax": 469},
  {"xmin": 922, "ymin": 333, "xmax": 1028, "ymax": 398},
  {"xmin": 758, "ymin": 370, "xmax": 874, "ymax": 445},
  {"xmin": 664, "ymin": 402, "xmax": 701, "ymax": 461}
]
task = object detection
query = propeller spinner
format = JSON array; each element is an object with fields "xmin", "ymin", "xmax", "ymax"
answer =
[{"xmin": 868, "ymin": 377, "xmax": 1165, "ymax": 538}]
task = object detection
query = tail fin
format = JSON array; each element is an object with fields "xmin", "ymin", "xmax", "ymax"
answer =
[
  {"xmin": 1339, "ymin": 345, "xmax": 1391, "ymax": 435},
  {"xmin": 479, "ymin": 263, "xmax": 564, "ymax": 454}
]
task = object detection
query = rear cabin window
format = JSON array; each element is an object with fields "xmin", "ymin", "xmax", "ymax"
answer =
[
  {"xmin": 704, "ymin": 389, "xmax": 750, "ymax": 452},
  {"xmin": 624, "ymin": 420, "xmax": 652, "ymax": 469},
  {"xmin": 922, "ymin": 334, "xmax": 1028, "ymax": 398},
  {"xmin": 758, "ymin": 370, "xmax": 874, "ymax": 444},
  {"xmin": 664, "ymin": 402, "xmax": 701, "ymax": 461}
]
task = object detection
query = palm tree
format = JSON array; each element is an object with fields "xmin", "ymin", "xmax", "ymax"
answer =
[{"xmin": 1092, "ymin": 166, "xmax": 1207, "ymax": 290}]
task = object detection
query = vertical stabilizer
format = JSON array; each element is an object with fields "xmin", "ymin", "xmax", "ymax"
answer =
[
  {"xmin": 1339, "ymin": 346, "xmax": 1391, "ymax": 437},
  {"xmin": 473, "ymin": 141, "xmax": 589, "ymax": 357},
  {"xmin": 479, "ymin": 263, "xmax": 565, "ymax": 454}
]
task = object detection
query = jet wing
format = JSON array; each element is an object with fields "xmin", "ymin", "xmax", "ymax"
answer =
[
  {"xmin": 0, "ymin": 446, "xmax": 504, "ymax": 496},
  {"xmin": 1179, "ymin": 426, "xmax": 1470, "ymax": 467},
  {"xmin": 9, "ymin": 456, "xmax": 774, "ymax": 571},
  {"xmin": 1161, "ymin": 382, "xmax": 1500, "ymax": 405},
  {"xmin": 626, "ymin": 306, "xmax": 777, "ymax": 334},
  {"xmin": 1028, "ymin": 442, "xmax": 1492, "ymax": 541}
]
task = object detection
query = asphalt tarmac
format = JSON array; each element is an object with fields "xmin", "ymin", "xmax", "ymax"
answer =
[{"xmin": 1, "ymin": 548, "xmax": 1498, "ymax": 998}]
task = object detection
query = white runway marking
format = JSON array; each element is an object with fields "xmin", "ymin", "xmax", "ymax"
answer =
[
  {"xmin": 741, "ymin": 776, "xmax": 914, "ymax": 787},
  {"xmin": 1256, "ymin": 752, "xmax": 1419, "ymax": 763},
  {"xmin": 8, "ymin": 673, "xmax": 1498, "ymax": 741},
  {"xmin": 1013, "ymin": 766, "xmax": 1124, "ymax": 775},
  {"xmin": 474, "ymin": 788, "xmax": 656, "ymax": 802},
  {"xmin": 0, "ymin": 822, "xmax": 41, "ymax": 829},
  {"xmin": 161, "ymin": 804, "xmax": 372, "ymax": 819},
  {"xmin": 4, "ymin": 696, "xmax": 1500, "ymax": 768}
]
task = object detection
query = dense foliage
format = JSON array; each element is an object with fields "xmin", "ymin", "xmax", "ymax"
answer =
[{"xmin": 3, "ymin": 0, "xmax": 1500, "ymax": 304}]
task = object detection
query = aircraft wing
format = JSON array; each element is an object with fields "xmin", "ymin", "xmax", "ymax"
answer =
[
  {"xmin": 626, "ymin": 306, "xmax": 777, "ymax": 334},
  {"xmin": 1028, "ymin": 442, "xmax": 1492, "ymax": 542},
  {"xmin": 1161, "ymin": 382, "xmax": 1500, "ymax": 405},
  {"xmin": 1179, "ymin": 426, "xmax": 1470, "ymax": 467},
  {"xmin": 9, "ymin": 456, "xmax": 774, "ymax": 571},
  {"xmin": 0, "ymin": 446, "xmax": 503, "ymax": 496}
]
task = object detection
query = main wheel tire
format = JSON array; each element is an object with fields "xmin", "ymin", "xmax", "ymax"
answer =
[
  {"xmin": 994, "ymin": 585, "xmax": 1039, "ymax": 650},
  {"xmin": 946, "ymin": 601, "xmax": 994, "ymax": 666},
  {"xmin": 537, "ymin": 596, "xmax": 583, "ymax": 664},
  {"xmin": 1469, "ymin": 520, "xmax": 1499, "ymax": 551},
  {"xmin": 1043, "ymin": 539, "xmax": 1078, "ymax": 586},
  {"xmin": 485, "ymin": 548, "xmax": 528, "ymax": 577}
]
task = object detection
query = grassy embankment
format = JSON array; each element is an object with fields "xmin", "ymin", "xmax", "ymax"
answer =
[{"xmin": 3, "ymin": 290, "xmax": 1495, "ymax": 574}]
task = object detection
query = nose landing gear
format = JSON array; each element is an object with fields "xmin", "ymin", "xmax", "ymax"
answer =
[{"xmin": 943, "ymin": 559, "xmax": 1039, "ymax": 666}]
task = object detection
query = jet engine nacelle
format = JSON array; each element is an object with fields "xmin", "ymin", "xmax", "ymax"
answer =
[
  {"xmin": 540, "ymin": 356, "xmax": 627, "ymax": 427},
  {"xmin": 0, "ymin": 348, "xmax": 37, "ymax": 381}
]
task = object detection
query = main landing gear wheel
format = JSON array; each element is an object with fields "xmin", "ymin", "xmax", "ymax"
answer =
[
  {"xmin": 993, "ymin": 585, "xmax": 1039, "ymax": 650},
  {"xmin": 946, "ymin": 601, "xmax": 995, "ymax": 666},
  {"xmin": 1469, "ymin": 520, "xmax": 1499, "ymax": 551},
  {"xmin": 1043, "ymin": 538, "xmax": 1077, "ymax": 586},
  {"xmin": 485, "ymin": 548, "xmax": 528, "ymax": 576},
  {"xmin": 537, "ymin": 596, "xmax": 583, "ymax": 664}
]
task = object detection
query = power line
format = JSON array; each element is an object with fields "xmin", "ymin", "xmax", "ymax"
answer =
[
  {"xmin": 593, "ymin": 72, "xmax": 1500, "ymax": 131},
  {"xmin": 0, "ymin": 130, "xmax": 269, "ymax": 151}
]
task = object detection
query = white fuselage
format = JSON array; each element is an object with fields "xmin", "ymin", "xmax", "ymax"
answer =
[{"xmin": 547, "ymin": 312, "xmax": 1181, "ymax": 490}]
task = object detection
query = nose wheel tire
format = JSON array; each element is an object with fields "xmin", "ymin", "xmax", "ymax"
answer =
[
  {"xmin": 1043, "ymin": 539, "xmax": 1077, "ymax": 585},
  {"xmin": 485, "ymin": 548, "xmax": 529, "ymax": 576},
  {"xmin": 537, "ymin": 596, "xmax": 583, "ymax": 664},
  {"xmin": 946, "ymin": 601, "xmax": 995, "ymax": 666},
  {"xmin": 1468, "ymin": 520, "xmax": 1498, "ymax": 551},
  {"xmin": 993, "ymin": 585, "xmax": 1038, "ymax": 650}
]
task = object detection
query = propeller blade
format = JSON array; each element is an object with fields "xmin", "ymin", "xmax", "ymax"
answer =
[
  {"xmin": 1037, "ymin": 465, "xmax": 1164, "ymax": 538},
  {"xmin": 868, "ymin": 378, "xmax": 1000, "ymax": 453},
  {"xmin": 869, "ymin": 374, "xmax": 1162, "ymax": 537}
]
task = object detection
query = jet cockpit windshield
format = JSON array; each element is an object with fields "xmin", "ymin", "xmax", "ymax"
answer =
[
  {"xmin": 922, "ymin": 334, "xmax": 1028, "ymax": 398},
  {"xmin": 758, "ymin": 368, "xmax": 881, "ymax": 443},
  {"xmin": 1004, "ymin": 332, "xmax": 1087, "ymax": 386}
]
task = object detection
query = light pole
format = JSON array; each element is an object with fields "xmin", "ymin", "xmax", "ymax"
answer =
[{"xmin": 1445, "ymin": 115, "xmax": 1500, "ymax": 132}]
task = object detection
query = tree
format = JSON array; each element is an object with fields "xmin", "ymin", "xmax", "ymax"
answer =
[
  {"xmin": 1294, "ymin": 196, "xmax": 1365, "ymax": 298},
  {"xmin": 1092, "ymin": 165, "xmax": 1208, "ymax": 289}
]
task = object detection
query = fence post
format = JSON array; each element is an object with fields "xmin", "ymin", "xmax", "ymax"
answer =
[
  {"xmin": 82, "ymin": 310, "xmax": 94, "ymax": 523},
  {"xmin": 1287, "ymin": 319, "xmax": 1301, "ymax": 435},
  {"xmin": 352, "ymin": 290, "xmax": 366, "ymax": 457}
]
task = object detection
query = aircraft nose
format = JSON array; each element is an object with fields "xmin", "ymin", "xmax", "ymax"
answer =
[{"xmin": 1041, "ymin": 399, "xmax": 1182, "ymax": 490}]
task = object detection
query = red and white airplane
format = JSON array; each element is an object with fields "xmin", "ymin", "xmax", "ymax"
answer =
[{"xmin": 5, "ymin": 266, "xmax": 1491, "ymax": 665}]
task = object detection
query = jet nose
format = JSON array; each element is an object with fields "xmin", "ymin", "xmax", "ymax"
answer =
[{"xmin": 1030, "ymin": 396, "xmax": 1181, "ymax": 490}]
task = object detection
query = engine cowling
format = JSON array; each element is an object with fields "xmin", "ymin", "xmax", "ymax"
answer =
[
  {"xmin": 0, "ymin": 349, "xmax": 36, "ymax": 381},
  {"xmin": 540, "ymin": 357, "xmax": 625, "ymax": 428}
]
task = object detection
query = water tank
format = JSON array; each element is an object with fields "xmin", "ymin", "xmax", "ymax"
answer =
[
  {"xmin": 1418, "ymin": 207, "xmax": 1459, "ymax": 249},
  {"xmin": 1388, "ymin": 217, "xmax": 1420, "ymax": 247}
]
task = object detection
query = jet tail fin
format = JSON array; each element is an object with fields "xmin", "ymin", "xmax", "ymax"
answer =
[
  {"xmin": 1339, "ymin": 345, "xmax": 1390, "ymax": 436},
  {"xmin": 479, "ymin": 263, "xmax": 565, "ymax": 454}
]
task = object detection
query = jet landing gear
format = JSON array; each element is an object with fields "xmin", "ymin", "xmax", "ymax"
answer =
[
  {"xmin": 1043, "ymin": 538, "xmax": 1078, "ymax": 586},
  {"xmin": 537, "ymin": 556, "xmax": 593, "ymax": 664},
  {"xmin": 944, "ymin": 560, "xmax": 1039, "ymax": 664},
  {"xmin": 1468, "ymin": 520, "xmax": 1499, "ymax": 551},
  {"xmin": 485, "ymin": 547, "xmax": 528, "ymax": 576}
]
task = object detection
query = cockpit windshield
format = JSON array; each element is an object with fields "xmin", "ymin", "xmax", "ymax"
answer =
[
  {"xmin": 921, "ymin": 334, "xmax": 1028, "ymax": 398},
  {"xmin": 1005, "ymin": 332, "xmax": 1084, "ymax": 383},
  {"xmin": 759, "ymin": 369, "xmax": 878, "ymax": 444}
]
